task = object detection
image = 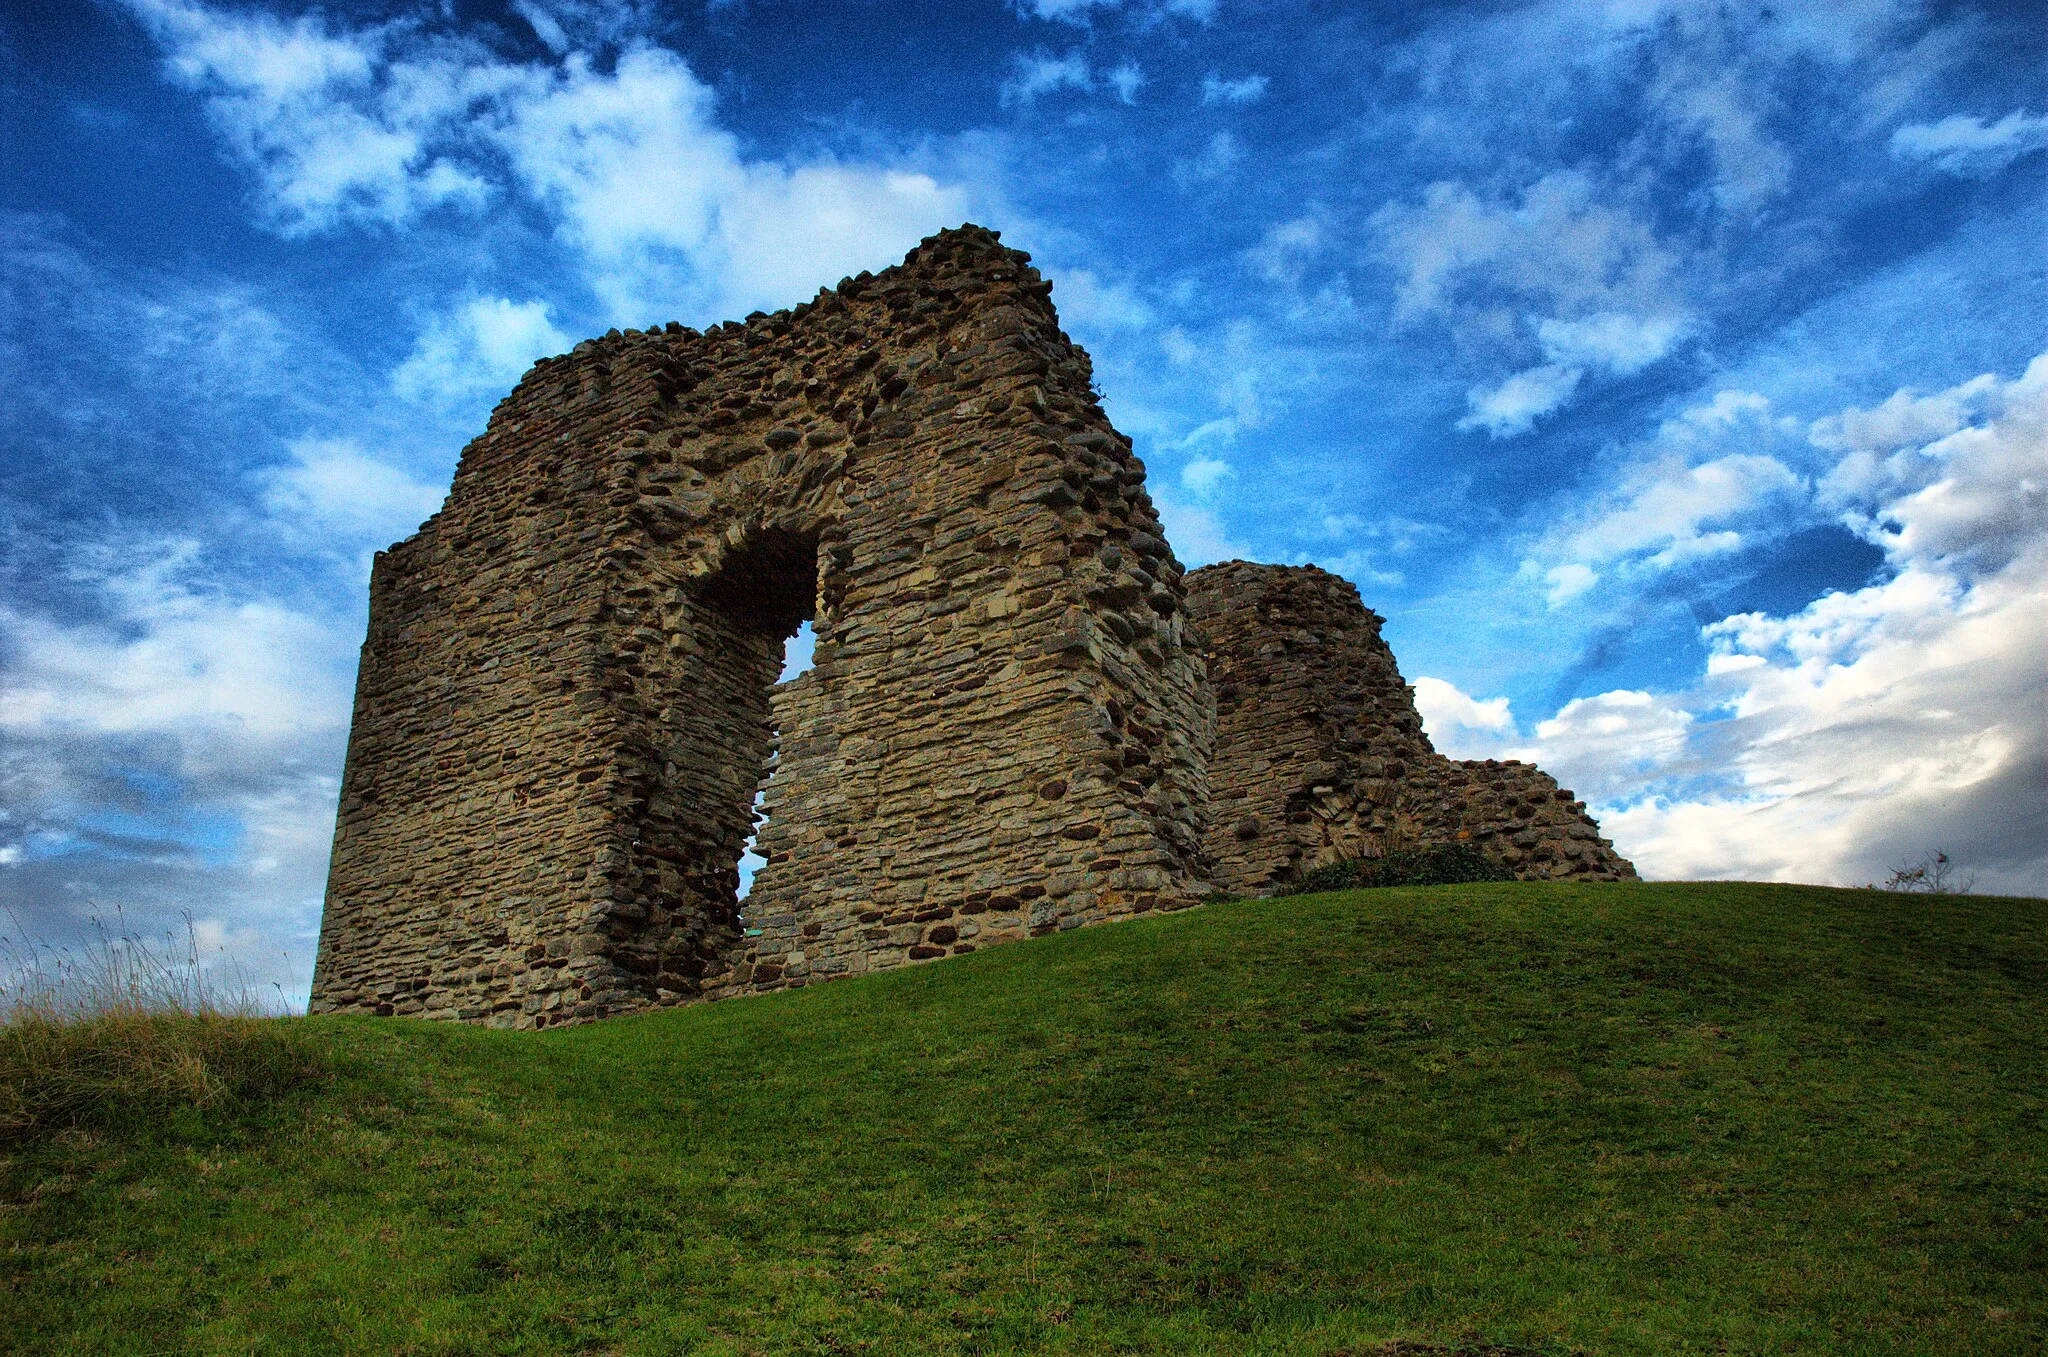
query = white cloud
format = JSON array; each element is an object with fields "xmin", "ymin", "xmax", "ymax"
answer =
[
  {"xmin": 1457, "ymin": 362, "xmax": 1582, "ymax": 437},
  {"xmin": 1049, "ymin": 268, "xmax": 1155, "ymax": 331},
  {"xmin": 1247, "ymin": 214, "xmax": 1322, "ymax": 284},
  {"xmin": 1174, "ymin": 130, "xmax": 1241, "ymax": 186},
  {"xmin": 392, "ymin": 296, "xmax": 572, "ymax": 403},
  {"xmin": 1153, "ymin": 496, "xmax": 1251, "ymax": 568},
  {"xmin": 1413, "ymin": 675, "xmax": 1513, "ymax": 756},
  {"xmin": 260, "ymin": 437, "xmax": 447, "ymax": 541},
  {"xmin": 998, "ymin": 50, "xmax": 1146, "ymax": 107},
  {"xmin": 1816, "ymin": 355, "xmax": 2047, "ymax": 574},
  {"xmin": 0, "ymin": 547, "xmax": 352, "ymax": 752},
  {"xmin": 1002, "ymin": 50, "xmax": 1095, "ymax": 104},
  {"xmin": 1680, "ymin": 388, "xmax": 1772, "ymax": 429},
  {"xmin": 123, "ymin": 0, "xmax": 496, "ymax": 233},
  {"xmin": 1373, "ymin": 173, "xmax": 1681, "ymax": 328},
  {"xmin": 1012, "ymin": 0, "xmax": 1215, "ymax": 22},
  {"xmin": 1808, "ymin": 373, "xmax": 1995, "ymax": 454},
  {"xmin": 0, "ymin": 543, "xmax": 356, "ymax": 1004},
  {"xmin": 119, "ymin": 2, "xmax": 979, "ymax": 323},
  {"xmin": 1541, "ymin": 562, "xmax": 1598, "ymax": 606},
  {"xmin": 1201, "ymin": 73, "xmax": 1268, "ymax": 106},
  {"xmin": 1106, "ymin": 63, "xmax": 1145, "ymax": 104},
  {"xmin": 1424, "ymin": 354, "xmax": 2048, "ymax": 895},
  {"xmin": 1181, "ymin": 455, "xmax": 1235, "ymax": 495},
  {"xmin": 1512, "ymin": 690, "xmax": 1693, "ymax": 801},
  {"xmin": 1175, "ymin": 417, "xmax": 1236, "ymax": 449},
  {"xmin": 1537, "ymin": 311, "xmax": 1685, "ymax": 375},
  {"xmin": 1014, "ymin": 0, "xmax": 1121, "ymax": 22},
  {"xmin": 1647, "ymin": 65, "xmax": 1791, "ymax": 208},
  {"xmin": 1891, "ymin": 109, "xmax": 2048, "ymax": 176},
  {"xmin": 1562, "ymin": 452, "xmax": 1805, "ymax": 568}
]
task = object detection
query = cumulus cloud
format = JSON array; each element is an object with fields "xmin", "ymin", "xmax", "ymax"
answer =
[
  {"xmin": 1891, "ymin": 109, "xmax": 2048, "ymax": 175},
  {"xmin": 123, "ymin": 0, "xmax": 496, "ymax": 233},
  {"xmin": 1421, "ymin": 355, "xmax": 2048, "ymax": 895},
  {"xmin": 1201, "ymin": 73, "xmax": 1268, "ymax": 106},
  {"xmin": 118, "ymin": 0, "xmax": 978, "ymax": 322},
  {"xmin": 1511, "ymin": 690, "xmax": 1694, "ymax": 802},
  {"xmin": 1565, "ymin": 453, "xmax": 1805, "ymax": 568},
  {"xmin": 1412, "ymin": 675, "xmax": 1513, "ymax": 758},
  {"xmin": 1817, "ymin": 355, "xmax": 2047, "ymax": 574},
  {"xmin": 1509, "ymin": 388, "xmax": 1806, "ymax": 590}
]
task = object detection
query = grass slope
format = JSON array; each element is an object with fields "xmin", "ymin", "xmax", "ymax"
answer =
[{"xmin": 3, "ymin": 882, "xmax": 2043, "ymax": 1356}]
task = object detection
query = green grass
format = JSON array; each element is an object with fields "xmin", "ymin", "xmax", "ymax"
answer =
[{"xmin": 2, "ymin": 882, "xmax": 2042, "ymax": 1355}]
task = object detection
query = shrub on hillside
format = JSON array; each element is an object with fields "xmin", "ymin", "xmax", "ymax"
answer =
[
  {"xmin": 0, "ymin": 912, "xmax": 325, "ymax": 1143},
  {"xmin": 1287, "ymin": 843, "xmax": 1515, "ymax": 894},
  {"xmin": 1883, "ymin": 850, "xmax": 1974, "ymax": 894}
]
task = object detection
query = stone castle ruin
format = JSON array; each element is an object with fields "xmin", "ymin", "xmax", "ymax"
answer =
[{"xmin": 310, "ymin": 225, "xmax": 1634, "ymax": 1028}]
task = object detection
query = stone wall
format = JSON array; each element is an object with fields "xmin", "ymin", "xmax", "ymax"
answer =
[
  {"xmin": 310, "ymin": 224, "xmax": 1632, "ymax": 1030},
  {"xmin": 1183, "ymin": 562, "xmax": 1637, "ymax": 895},
  {"xmin": 311, "ymin": 226, "xmax": 1214, "ymax": 1028}
]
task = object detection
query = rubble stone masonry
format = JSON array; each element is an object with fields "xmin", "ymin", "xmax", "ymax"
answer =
[
  {"xmin": 1185, "ymin": 562, "xmax": 1638, "ymax": 896},
  {"xmin": 310, "ymin": 225, "xmax": 1633, "ymax": 1029}
]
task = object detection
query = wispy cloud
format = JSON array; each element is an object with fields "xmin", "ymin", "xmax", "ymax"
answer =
[
  {"xmin": 1891, "ymin": 109, "xmax": 2048, "ymax": 175},
  {"xmin": 1201, "ymin": 73, "xmax": 1267, "ymax": 106},
  {"xmin": 1011, "ymin": 0, "xmax": 1216, "ymax": 26},
  {"xmin": 1003, "ymin": 50, "xmax": 1144, "ymax": 105},
  {"xmin": 1457, "ymin": 363, "xmax": 1582, "ymax": 437}
]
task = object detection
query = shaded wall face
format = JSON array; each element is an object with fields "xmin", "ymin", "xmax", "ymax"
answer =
[
  {"xmin": 1185, "ymin": 562, "xmax": 1637, "ymax": 893},
  {"xmin": 312, "ymin": 227, "xmax": 1216, "ymax": 1028},
  {"xmin": 1185, "ymin": 562, "xmax": 1439, "ymax": 895}
]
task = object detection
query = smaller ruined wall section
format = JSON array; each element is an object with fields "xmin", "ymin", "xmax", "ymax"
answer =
[{"xmin": 1184, "ymin": 562, "xmax": 1635, "ymax": 893}]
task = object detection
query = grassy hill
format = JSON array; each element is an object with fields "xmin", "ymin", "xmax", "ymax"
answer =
[{"xmin": 3, "ymin": 882, "xmax": 2043, "ymax": 1355}]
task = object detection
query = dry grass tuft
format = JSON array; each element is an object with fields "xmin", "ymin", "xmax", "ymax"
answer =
[{"xmin": 0, "ymin": 911, "xmax": 325, "ymax": 1142}]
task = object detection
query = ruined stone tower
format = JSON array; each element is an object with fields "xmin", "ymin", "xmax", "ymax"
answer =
[
  {"xmin": 311, "ymin": 226, "xmax": 1213, "ymax": 1027},
  {"xmin": 311, "ymin": 224, "xmax": 1633, "ymax": 1029}
]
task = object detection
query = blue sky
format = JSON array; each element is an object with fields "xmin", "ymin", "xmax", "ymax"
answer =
[{"xmin": 3, "ymin": 0, "xmax": 2043, "ymax": 1003}]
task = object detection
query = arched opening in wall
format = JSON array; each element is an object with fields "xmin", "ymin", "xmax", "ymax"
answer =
[{"xmin": 694, "ymin": 528, "xmax": 820, "ymax": 920}]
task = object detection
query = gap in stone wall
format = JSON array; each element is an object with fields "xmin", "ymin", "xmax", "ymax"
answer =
[{"xmin": 736, "ymin": 620, "xmax": 817, "ymax": 906}]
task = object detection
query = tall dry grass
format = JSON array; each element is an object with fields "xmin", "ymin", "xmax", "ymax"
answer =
[{"xmin": 0, "ymin": 910, "xmax": 324, "ymax": 1143}]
